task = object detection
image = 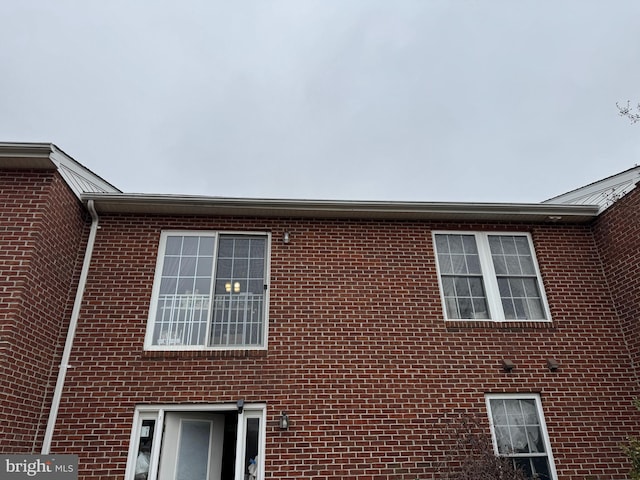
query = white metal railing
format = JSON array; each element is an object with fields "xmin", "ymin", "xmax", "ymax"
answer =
[{"xmin": 154, "ymin": 293, "xmax": 263, "ymax": 347}]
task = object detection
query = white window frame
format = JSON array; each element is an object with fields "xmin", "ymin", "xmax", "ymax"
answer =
[
  {"xmin": 145, "ymin": 230, "xmax": 271, "ymax": 351},
  {"xmin": 485, "ymin": 393, "xmax": 557, "ymax": 480},
  {"xmin": 432, "ymin": 231, "xmax": 551, "ymax": 322},
  {"xmin": 125, "ymin": 403, "xmax": 267, "ymax": 480}
]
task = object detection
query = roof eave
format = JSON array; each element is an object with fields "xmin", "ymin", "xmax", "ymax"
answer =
[{"xmin": 82, "ymin": 192, "xmax": 600, "ymax": 223}]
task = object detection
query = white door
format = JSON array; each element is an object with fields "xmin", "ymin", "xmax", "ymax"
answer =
[{"xmin": 158, "ymin": 412, "xmax": 225, "ymax": 480}]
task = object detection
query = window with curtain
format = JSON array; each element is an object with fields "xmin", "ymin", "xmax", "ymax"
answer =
[
  {"xmin": 433, "ymin": 232, "xmax": 549, "ymax": 322},
  {"xmin": 486, "ymin": 394, "xmax": 556, "ymax": 480}
]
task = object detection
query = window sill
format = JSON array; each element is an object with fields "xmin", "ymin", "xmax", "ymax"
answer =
[
  {"xmin": 141, "ymin": 349, "xmax": 268, "ymax": 360},
  {"xmin": 445, "ymin": 319, "xmax": 555, "ymax": 331}
]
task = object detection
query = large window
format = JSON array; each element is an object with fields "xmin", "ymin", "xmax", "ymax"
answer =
[
  {"xmin": 146, "ymin": 232, "xmax": 270, "ymax": 350},
  {"xmin": 486, "ymin": 394, "xmax": 557, "ymax": 480},
  {"xmin": 433, "ymin": 232, "xmax": 550, "ymax": 322}
]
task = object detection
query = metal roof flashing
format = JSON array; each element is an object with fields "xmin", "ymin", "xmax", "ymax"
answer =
[{"xmin": 0, "ymin": 142, "xmax": 120, "ymax": 199}]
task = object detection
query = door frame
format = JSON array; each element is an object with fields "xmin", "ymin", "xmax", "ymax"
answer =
[{"xmin": 125, "ymin": 403, "xmax": 266, "ymax": 480}]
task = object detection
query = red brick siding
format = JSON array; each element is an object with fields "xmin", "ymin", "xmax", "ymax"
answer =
[
  {"xmin": 50, "ymin": 216, "xmax": 638, "ymax": 479},
  {"xmin": 593, "ymin": 186, "xmax": 640, "ymax": 387},
  {"xmin": 0, "ymin": 170, "xmax": 88, "ymax": 453}
]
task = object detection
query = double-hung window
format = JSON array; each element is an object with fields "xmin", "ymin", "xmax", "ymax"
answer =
[
  {"xmin": 433, "ymin": 232, "xmax": 550, "ymax": 322},
  {"xmin": 146, "ymin": 231, "xmax": 270, "ymax": 350},
  {"xmin": 486, "ymin": 394, "xmax": 557, "ymax": 480}
]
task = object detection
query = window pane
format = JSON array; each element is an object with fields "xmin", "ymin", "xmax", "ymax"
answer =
[
  {"xmin": 488, "ymin": 235, "xmax": 503, "ymax": 254},
  {"xmin": 163, "ymin": 256, "xmax": 180, "ymax": 276},
  {"xmin": 438, "ymin": 254, "xmax": 453, "ymax": 274},
  {"xmin": 454, "ymin": 277, "xmax": 471, "ymax": 296},
  {"xmin": 442, "ymin": 277, "xmax": 455, "ymax": 296},
  {"xmin": 451, "ymin": 254, "xmax": 467, "ymax": 274},
  {"xmin": 176, "ymin": 421, "xmax": 211, "ymax": 480},
  {"xmin": 244, "ymin": 418, "xmax": 260, "ymax": 479},
  {"xmin": 181, "ymin": 237, "xmax": 199, "ymax": 256},
  {"xmin": 531, "ymin": 457, "xmax": 552, "ymax": 480},
  {"xmin": 435, "ymin": 234, "xmax": 450, "ymax": 253},
  {"xmin": 461, "ymin": 235, "xmax": 478, "ymax": 254},
  {"xmin": 458, "ymin": 298, "xmax": 473, "ymax": 318},
  {"xmin": 165, "ymin": 236, "xmax": 183, "ymax": 255},
  {"xmin": 449, "ymin": 235, "xmax": 463, "ymax": 253},
  {"xmin": 445, "ymin": 298, "xmax": 459, "ymax": 319}
]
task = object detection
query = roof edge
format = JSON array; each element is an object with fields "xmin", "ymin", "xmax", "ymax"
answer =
[{"xmin": 83, "ymin": 192, "xmax": 600, "ymax": 222}]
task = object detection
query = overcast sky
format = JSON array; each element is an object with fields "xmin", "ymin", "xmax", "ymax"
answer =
[{"xmin": 1, "ymin": 1, "xmax": 639, "ymax": 203}]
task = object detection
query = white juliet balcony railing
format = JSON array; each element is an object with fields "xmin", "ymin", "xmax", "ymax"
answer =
[{"xmin": 154, "ymin": 293, "xmax": 264, "ymax": 347}]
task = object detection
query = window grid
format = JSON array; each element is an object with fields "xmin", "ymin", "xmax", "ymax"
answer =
[
  {"xmin": 434, "ymin": 232, "xmax": 549, "ymax": 322},
  {"xmin": 487, "ymin": 395, "xmax": 556, "ymax": 480},
  {"xmin": 147, "ymin": 232, "xmax": 268, "ymax": 350}
]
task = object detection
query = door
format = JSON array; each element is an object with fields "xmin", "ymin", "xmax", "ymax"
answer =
[{"xmin": 158, "ymin": 412, "xmax": 225, "ymax": 480}]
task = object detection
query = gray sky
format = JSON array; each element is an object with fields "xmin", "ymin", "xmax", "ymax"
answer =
[{"xmin": 1, "ymin": 1, "xmax": 639, "ymax": 202}]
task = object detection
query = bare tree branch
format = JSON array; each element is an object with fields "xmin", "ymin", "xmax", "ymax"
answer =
[{"xmin": 617, "ymin": 101, "xmax": 640, "ymax": 124}]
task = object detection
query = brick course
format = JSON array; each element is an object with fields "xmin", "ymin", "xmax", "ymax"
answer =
[
  {"xmin": 0, "ymin": 170, "xmax": 88, "ymax": 453},
  {"xmin": 46, "ymin": 214, "xmax": 639, "ymax": 479}
]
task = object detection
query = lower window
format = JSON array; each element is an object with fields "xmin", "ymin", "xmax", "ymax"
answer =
[
  {"xmin": 485, "ymin": 394, "xmax": 557, "ymax": 480},
  {"xmin": 126, "ymin": 404, "xmax": 265, "ymax": 480}
]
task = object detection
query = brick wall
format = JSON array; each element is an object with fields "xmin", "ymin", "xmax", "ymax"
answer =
[
  {"xmin": 50, "ymin": 215, "xmax": 639, "ymax": 479},
  {"xmin": 0, "ymin": 170, "xmax": 88, "ymax": 453},
  {"xmin": 593, "ymin": 186, "xmax": 640, "ymax": 388}
]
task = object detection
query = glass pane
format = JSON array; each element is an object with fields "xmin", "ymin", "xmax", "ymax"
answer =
[
  {"xmin": 199, "ymin": 237, "xmax": 215, "ymax": 256},
  {"xmin": 163, "ymin": 256, "xmax": 180, "ymax": 276},
  {"xmin": 216, "ymin": 258, "xmax": 232, "ymax": 278},
  {"xmin": 461, "ymin": 235, "xmax": 478, "ymax": 254},
  {"xmin": 521, "ymin": 399, "xmax": 538, "ymax": 424},
  {"xmin": 176, "ymin": 420, "xmax": 211, "ymax": 480},
  {"xmin": 519, "ymin": 255, "xmax": 536, "ymax": 275},
  {"xmin": 438, "ymin": 254, "xmax": 453, "ymax": 274},
  {"xmin": 513, "ymin": 458, "xmax": 533, "ymax": 478},
  {"xmin": 218, "ymin": 238, "xmax": 234, "ymax": 257},
  {"xmin": 473, "ymin": 298, "xmax": 489, "ymax": 319},
  {"xmin": 165, "ymin": 236, "xmax": 183, "ymax": 255},
  {"xmin": 502, "ymin": 236, "xmax": 517, "ymax": 255},
  {"xmin": 531, "ymin": 456, "xmax": 552, "ymax": 480},
  {"xmin": 134, "ymin": 420, "xmax": 155, "ymax": 480},
  {"xmin": 435, "ymin": 234, "xmax": 450, "ymax": 253},
  {"xmin": 497, "ymin": 278, "xmax": 511, "ymax": 297},
  {"xmin": 244, "ymin": 418, "xmax": 260, "ymax": 479},
  {"xmin": 445, "ymin": 298, "xmax": 459, "ymax": 319},
  {"xmin": 234, "ymin": 238, "xmax": 250, "ymax": 257},
  {"xmin": 449, "ymin": 235, "xmax": 463, "ymax": 253},
  {"xmin": 514, "ymin": 236, "xmax": 531, "ymax": 255},
  {"xmin": 454, "ymin": 277, "xmax": 471, "ymax": 296},
  {"xmin": 523, "ymin": 278, "xmax": 539, "ymax": 296},
  {"xmin": 159, "ymin": 277, "xmax": 177, "ymax": 295},
  {"xmin": 458, "ymin": 298, "xmax": 473, "ymax": 318},
  {"xmin": 510, "ymin": 278, "xmax": 525, "ymax": 297},
  {"xmin": 181, "ymin": 237, "xmax": 199, "ymax": 255},
  {"xmin": 526, "ymin": 426, "xmax": 544, "ymax": 452},
  {"xmin": 492, "ymin": 255, "xmax": 507, "ymax": 275},
  {"xmin": 249, "ymin": 258, "xmax": 265, "ymax": 277},
  {"xmin": 490, "ymin": 400, "xmax": 507, "ymax": 424},
  {"xmin": 442, "ymin": 277, "xmax": 455, "ymax": 296},
  {"xmin": 505, "ymin": 256, "xmax": 522, "ymax": 275},
  {"xmin": 510, "ymin": 426, "xmax": 529, "ymax": 452},
  {"xmin": 179, "ymin": 257, "xmax": 197, "ymax": 276},
  {"xmin": 527, "ymin": 298, "xmax": 545, "ymax": 319},
  {"xmin": 466, "ymin": 254, "xmax": 481, "ymax": 274},
  {"xmin": 494, "ymin": 426, "xmax": 511, "ymax": 453},
  {"xmin": 469, "ymin": 277, "xmax": 485, "ymax": 296},
  {"xmin": 450, "ymin": 254, "xmax": 467, "ymax": 274},
  {"xmin": 196, "ymin": 257, "xmax": 213, "ymax": 276},
  {"xmin": 488, "ymin": 235, "xmax": 503, "ymax": 254}
]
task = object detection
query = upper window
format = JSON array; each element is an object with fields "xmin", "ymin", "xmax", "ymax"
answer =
[
  {"xmin": 146, "ymin": 231, "xmax": 270, "ymax": 350},
  {"xmin": 433, "ymin": 232, "xmax": 550, "ymax": 321},
  {"xmin": 486, "ymin": 394, "xmax": 557, "ymax": 480}
]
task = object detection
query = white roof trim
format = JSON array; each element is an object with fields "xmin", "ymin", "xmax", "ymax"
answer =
[{"xmin": 544, "ymin": 166, "xmax": 640, "ymax": 212}]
